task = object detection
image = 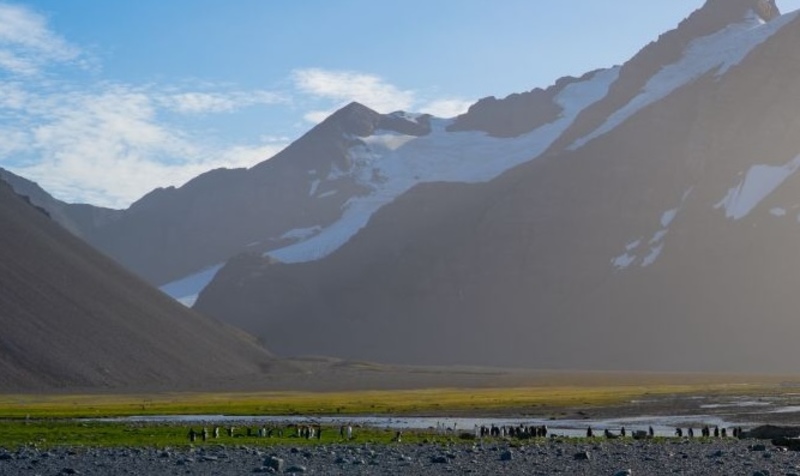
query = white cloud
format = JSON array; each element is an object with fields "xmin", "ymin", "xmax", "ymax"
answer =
[
  {"xmin": 0, "ymin": 2, "xmax": 83, "ymax": 75},
  {"xmin": 0, "ymin": 81, "xmax": 290, "ymax": 208},
  {"xmin": 419, "ymin": 98, "xmax": 473, "ymax": 118},
  {"xmin": 303, "ymin": 109, "xmax": 336, "ymax": 124},
  {"xmin": 293, "ymin": 68, "xmax": 415, "ymax": 114},
  {"xmin": 0, "ymin": 127, "xmax": 26, "ymax": 156},
  {"xmin": 0, "ymin": 4, "xmax": 291, "ymax": 208},
  {"xmin": 292, "ymin": 67, "xmax": 474, "ymax": 123},
  {"xmin": 160, "ymin": 90, "xmax": 286, "ymax": 114}
]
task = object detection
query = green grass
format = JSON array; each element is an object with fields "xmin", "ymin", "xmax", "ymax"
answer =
[
  {"xmin": 0, "ymin": 420, "xmax": 461, "ymax": 449},
  {"xmin": 0, "ymin": 382, "xmax": 775, "ymax": 419}
]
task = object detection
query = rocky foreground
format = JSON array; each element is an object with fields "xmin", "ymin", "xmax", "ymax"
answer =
[{"xmin": 1, "ymin": 439, "xmax": 799, "ymax": 475}]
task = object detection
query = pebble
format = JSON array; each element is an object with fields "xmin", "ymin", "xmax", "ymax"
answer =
[{"xmin": 0, "ymin": 440, "xmax": 795, "ymax": 475}]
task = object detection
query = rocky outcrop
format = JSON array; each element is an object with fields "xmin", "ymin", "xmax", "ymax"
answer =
[
  {"xmin": 447, "ymin": 87, "xmax": 562, "ymax": 137},
  {"xmin": 756, "ymin": 0, "xmax": 781, "ymax": 21}
]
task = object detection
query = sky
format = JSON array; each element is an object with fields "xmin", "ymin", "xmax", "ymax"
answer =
[{"xmin": 1, "ymin": 1, "xmax": 799, "ymax": 208}]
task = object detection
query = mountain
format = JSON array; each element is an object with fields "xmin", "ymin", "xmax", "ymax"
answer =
[
  {"xmin": 0, "ymin": 177, "xmax": 276, "ymax": 391},
  {"xmin": 193, "ymin": 0, "xmax": 800, "ymax": 373},
  {"xmin": 0, "ymin": 168, "xmax": 122, "ymax": 240},
  {"xmin": 52, "ymin": 104, "xmax": 434, "ymax": 290}
]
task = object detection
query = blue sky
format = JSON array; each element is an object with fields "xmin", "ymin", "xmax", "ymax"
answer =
[{"xmin": 1, "ymin": 0, "xmax": 799, "ymax": 208}]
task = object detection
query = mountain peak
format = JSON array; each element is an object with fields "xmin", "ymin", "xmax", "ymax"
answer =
[
  {"xmin": 694, "ymin": 0, "xmax": 780, "ymax": 27},
  {"xmin": 322, "ymin": 101, "xmax": 382, "ymax": 137}
]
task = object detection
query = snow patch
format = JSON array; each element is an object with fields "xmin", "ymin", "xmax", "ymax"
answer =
[
  {"xmin": 308, "ymin": 179, "xmax": 321, "ymax": 197},
  {"xmin": 389, "ymin": 111, "xmax": 426, "ymax": 124},
  {"xmin": 317, "ymin": 190, "xmax": 338, "ymax": 199},
  {"xmin": 611, "ymin": 188, "xmax": 691, "ymax": 271},
  {"xmin": 715, "ymin": 155, "xmax": 800, "ymax": 220},
  {"xmin": 281, "ymin": 226, "xmax": 322, "ymax": 241},
  {"xmin": 770, "ymin": 207, "xmax": 787, "ymax": 217},
  {"xmin": 661, "ymin": 208, "xmax": 678, "ymax": 228},
  {"xmin": 160, "ymin": 264, "xmax": 224, "ymax": 307},
  {"xmin": 362, "ymin": 132, "xmax": 417, "ymax": 151},
  {"xmin": 612, "ymin": 253, "xmax": 636, "ymax": 270},
  {"xmin": 571, "ymin": 11, "xmax": 798, "ymax": 150},
  {"xmin": 641, "ymin": 244, "xmax": 664, "ymax": 268},
  {"xmin": 649, "ymin": 229, "xmax": 668, "ymax": 245},
  {"xmin": 625, "ymin": 239, "xmax": 642, "ymax": 251}
]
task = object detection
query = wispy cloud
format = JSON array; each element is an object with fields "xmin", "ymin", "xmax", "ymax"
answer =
[
  {"xmin": 3, "ymin": 83, "xmax": 288, "ymax": 208},
  {"xmin": 0, "ymin": 2, "xmax": 83, "ymax": 75},
  {"xmin": 159, "ymin": 90, "xmax": 287, "ymax": 114},
  {"xmin": 0, "ymin": 3, "xmax": 289, "ymax": 209},
  {"xmin": 292, "ymin": 67, "xmax": 472, "ymax": 123},
  {"xmin": 293, "ymin": 68, "xmax": 415, "ymax": 112}
]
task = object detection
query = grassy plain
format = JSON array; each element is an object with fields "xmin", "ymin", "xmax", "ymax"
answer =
[
  {"xmin": 0, "ymin": 380, "xmax": 783, "ymax": 419},
  {"xmin": 0, "ymin": 373, "xmax": 790, "ymax": 448},
  {"xmin": 0, "ymin": 420, "xmax": 437, "ymax": 449}
]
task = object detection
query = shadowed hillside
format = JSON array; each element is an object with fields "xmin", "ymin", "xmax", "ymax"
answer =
[{"xmin": 0, "ymin": 179, "xmax": 275, "ymax": 391}]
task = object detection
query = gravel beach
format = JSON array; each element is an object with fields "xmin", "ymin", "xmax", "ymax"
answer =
[{"xmin": 2, "ymin": 439, "xmax": 799, "ymax": 475}]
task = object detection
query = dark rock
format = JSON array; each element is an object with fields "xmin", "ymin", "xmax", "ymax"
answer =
[
  {"xmin": 286, "ymin": 464, "xmax": 307, "ymax": 473},
  {"xmin": 770, "ymin": 437, "xmax": 800, "ymax": 451},
  {"xmin": 750, "ymin": 444, "xmax": 767, "ymax": 452},
  {"xmin": 500, "ymin": 450, "xmax": 513, "ymax": 461},
  {"xmin": 574, "ymin": 451, "xmax": 591, "ymax": 460},
  {"xmin": 744, "ymin": 426, "xmax": 800, "ymax": 440},
  {"xmin": 431, "ymin": 455, "xmax": 449, "ymax": 464},
  {"xmin": 265, "ymin": 456, "xmax": 284, "ymax": 472}
]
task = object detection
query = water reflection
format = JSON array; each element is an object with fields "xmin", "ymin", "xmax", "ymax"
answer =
[{"xmin": 88, "ymin": 414, "xmax": 741, "ymax": 438}]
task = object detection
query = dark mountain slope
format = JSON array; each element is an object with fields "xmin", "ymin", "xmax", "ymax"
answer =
[
  {"xmin": 0, "ymin": 167, "xmax": 122, "ymax": 239},
  {"xmin": 0, "ymin": 179, "xmax": 274, "ymax": 391},
  {"xmin": 195, "ymin": 5, "xmax": 800, "ymax": 373}
]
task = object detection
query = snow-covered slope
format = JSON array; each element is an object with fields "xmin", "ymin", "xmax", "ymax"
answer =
[{"xmin": 571, "ymin": 10, "xmax": 797, "ymax": 150}]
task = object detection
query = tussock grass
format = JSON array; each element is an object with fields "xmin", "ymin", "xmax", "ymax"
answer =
[{"xmin": 0, "ymin": 381, "xmax": 777, "ymax": 419}]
